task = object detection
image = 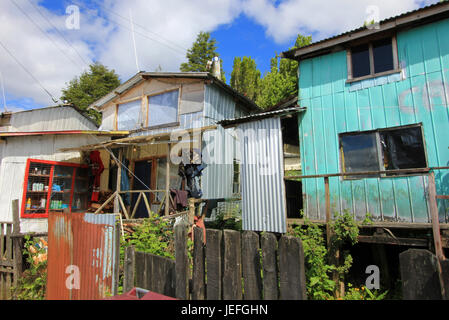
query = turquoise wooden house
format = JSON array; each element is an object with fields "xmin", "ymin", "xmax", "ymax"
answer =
[{"xmin": 282, "ymin": 2, "xmax": 449, "ymax": 228}]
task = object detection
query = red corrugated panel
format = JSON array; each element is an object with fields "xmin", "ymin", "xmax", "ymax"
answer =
[{"xmin": 47, "ymin": 212, "xmax": 117, "ymax": 300}]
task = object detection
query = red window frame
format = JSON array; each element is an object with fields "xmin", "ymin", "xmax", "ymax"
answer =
[{"xmin": 21, "ymin": 159, "xmax": 88, "ymax": 218}]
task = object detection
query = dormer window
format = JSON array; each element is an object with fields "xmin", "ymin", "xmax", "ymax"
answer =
[{"xmin": 347, "ymin": 36, "xmax": 399, "ymax": 82}]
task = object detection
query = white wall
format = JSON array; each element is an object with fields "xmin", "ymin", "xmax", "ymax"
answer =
[{"xmin": 0, "ymin": 134, "xmax": 109, "ymax": 233}]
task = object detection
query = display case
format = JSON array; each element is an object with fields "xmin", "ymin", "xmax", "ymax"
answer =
[{"xmin": 21, "ymin": 159, "xmax": 90, "ymax": 218}]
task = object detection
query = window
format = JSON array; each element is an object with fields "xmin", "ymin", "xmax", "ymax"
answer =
[
  {"xmin": 340, "ymin": 125, "xmax": 427, "ymax": 178},
  {"xmin": 349, "ymin": 37, "xmax": 398, "ymax": 80},
  {"xmin": 117, "ymin": 100, "xmax": 142, "ymax": 130},
  {"xmin": 148, "ymin": 90, "xmax": 179, "ymax": 127},
  {"xmin": 22, "ymin": 159, "xmax": 89, "ymax": 218}
]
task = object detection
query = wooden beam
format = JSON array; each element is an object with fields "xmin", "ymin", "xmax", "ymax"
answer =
[
  {"xmin": 358, "ymin": 235, "xmax": 428, "ymax": 247},
  {"xmin": 428, "ymin": 171, "xmax": 445, "ymax": 260},
  {"xmin": 94, "ymin": 191, "xmax": 117, "ymax": 214},
  {"xmin": 165, "ymin": 145, "xmax": 170, "ymax": 216},
  {"xmin": 117, "ymin": 193, "xmax": 130, "ymax": 219},
  {"xmin": 114, "ymin": 149, "xmax": 123, "ymax": 213},
  {"xmin": 130, "ymin": 192, "xmax": 143, "ymax": 219}
]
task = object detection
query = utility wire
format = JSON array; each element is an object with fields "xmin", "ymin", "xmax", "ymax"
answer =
[
  {"xmin": 26, "ymin": 0, "xmax": 92, "ymax": 68},
  {"xmin": 73, "ymin": 0, "xmax": 186, "ymax": 57},
  {"xmin": 9, "ymin": 0, "xmax": 85, "ymax": 70},
  {"xmin": 90, "ymin": 0, "xmax": 189, "ymax": 53},
  {"xmin": 0, "ymin": 71, "xmax": 7, "ymax": 112},
  {"xmin": 0, "ymin": 39, "xmax": 58, "ymax": 103}
]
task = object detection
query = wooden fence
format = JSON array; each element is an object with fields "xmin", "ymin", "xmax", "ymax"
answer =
[
  {"xmin": 0, "ymin": 200, "xmax": 24, "ymax": 300},
  {"xmin": 124, "ymin": 225, "xmax": 307, "ymax": 300}
]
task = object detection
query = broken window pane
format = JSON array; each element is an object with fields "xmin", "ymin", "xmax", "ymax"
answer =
[
  {"xmin": 380, "ymin": 126, "xmax": 426, "ymax": 172},
  {"xmin": 351, "ymin": 44, "xmax": 371, "ymax": 78},
  {"xmin": 373, "ymin": 38, "xmax": 394, "ymax": 74},
  {"xmin": 340, "ymin": 132, "xmax": 380, "ymax": 176}
]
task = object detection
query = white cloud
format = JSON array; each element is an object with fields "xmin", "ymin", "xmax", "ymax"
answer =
[
  {"xmin": 242, "ymin": 0, "xmax": 440, "ymax": 44},
  {"xmin": 0, "ymin": 0, "xmax": 440, "ymax": 109}
]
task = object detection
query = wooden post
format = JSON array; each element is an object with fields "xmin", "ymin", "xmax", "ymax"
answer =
[
  {"xmin": 175, "ymin": 223, "xmax": 189, "ymax": 300},
  {"xmin": 278, "ymin": 235, "xmax": 307, "ymax": 300},
  {"xmin": 223, "ymin": 230, "xmax": 242, "ymax": 300},
  {"xmin": 114, "ymin": 149, "xmax": 123, "ymax": 214},
  {"xmin": 165, "ymin": 144, "xmax": 170, "ymax": 216},
  {"xmin": 206, "ymin": 229, "xmax": 222, "ymax": 300},
  {"xmin": 261, "ymin": 232, "xmax": 278, "ymax": 300},
  {"xmin": 112, "ymin": 220, "xmax": 120, "ymax": 296},
  {"xmin": 123, "ymin": 246, "xmax": 136, "ymax": 293},
  {"xmin": 242, "ymin": 231, "xmax": 262, "ymax": 300},
  {"xmin": 324, "ymin": 176, "xmax": 331, "ymax": 246},
  {"xmin": 11, "ymin": 199, "xmax": 22, "ymax": 287},
  {"xmin": 192, "ymin": 227, "xmax": 205, "ymax": 300},
  {"xmin": 188, "ymin": 198, "xmax": 195, "ymax": 226},
  {"xmin": 428, "ymin": 172, "xmax": 445, "ymax": 261}
]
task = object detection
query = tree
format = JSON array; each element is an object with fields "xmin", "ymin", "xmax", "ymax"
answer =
[
  {"xmin": 256, "ymin": 34, "xmax": 312, "ymax": 109},
  {"xmin": 61, "ymin": 62, "xmax": 121, "ymax": 124},
  {"xmin": 180, "ymin": 31, "xmax": 226, "ymax": 81},
  {"xmin": 230, "ymin": 56, "xmax": 261, "ymax": 102}
]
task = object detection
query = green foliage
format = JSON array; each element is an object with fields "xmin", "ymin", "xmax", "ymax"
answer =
[
  {"xmin": 122, "ymin": 212, "xmax": 175, "ymax": 259},
  {"xmin": 61, "ymin": 62, "xmax": 121, "ymax": 125},
  {"xmin": 180, "ymin": 31, "xmax": 226, "ymax": 81},
  {"xmin": 11, "ymin": 235, "xmax": 47, "ymax": 300},
  {"xmin": 255, "ymin": 34, "xmax": 312, "ymax": 108},
  {"xmin": 290, "ymin": 211, "xmax": 388, "ymax": 300},
  {"xmin": 230, "ymin": 56, "xmax": 261, "ymax": 102}
]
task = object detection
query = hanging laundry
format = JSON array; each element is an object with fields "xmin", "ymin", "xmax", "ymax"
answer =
[{"xmin": 89, "ymin": 150, "xmax": 104, "ymax": 202}]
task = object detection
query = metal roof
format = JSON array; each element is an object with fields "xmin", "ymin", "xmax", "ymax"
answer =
[
  {"xmin": 0, "ymin": 130, "xmax": 128, "ymax": 138},
  {"xmin": 218, "ymin": 106, "xmax": 306, "ymax": 127},
  {"xmin": 281, "ymin": 1, "xmax": 449, "ymax": 60},
  {"xmin": 88, "ymin": 72, "xmax": 262, "ymax": 112}
]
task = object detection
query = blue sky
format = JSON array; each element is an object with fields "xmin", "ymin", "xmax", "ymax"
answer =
[{"xmin": 0, "ymin": 0, "xmax": 438, "ymax": 111}]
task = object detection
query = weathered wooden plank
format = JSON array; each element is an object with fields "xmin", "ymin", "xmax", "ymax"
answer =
[
  {"xmin": 145, "ymin": 252, "xmax": 154, "ymax": 291},
  {"xmin": 0, "ymin": 224, "xmax": 4, "ymax": 261},
  {"xmin": 399, "ymin": 249, "xmax": 442, "ymax": 300},
  {"xmin": 206, "ymin": 229, "xmax": 222, "ymax": 300},
  {"xmin": 261, "ymin": 232, "xmax": 278, "ymax": 300},
  {"xmin": 5, "ymin": 224, "xmax": 12, "ymax": 262},
  {"xmin": 148, "ymin": 253, "xmax": 175, "ymax": 297},
  {"xmin": 278, "ymin": 235, "xmax": 307, "ymax": 300},
  {"xmin": 192, "ymin": 227, "xmax": 205, "ymax": 300},
  {"xmin": 134, "ymin": 251, "xmax": 147, "ymax": 289},
  {"xmin": 175, "ymin": 224, "xmax": 189, "ymax": 300},
  {"xmin": 123, "ymin": 246, "xmax": 136, "ymax": 293},
  {"xmin": 428, "ymin": 172, "xmax": 445, "ymax": 260},
  {"xmin": 223, "ymin": 229, "xmax": 242, "ymax": 300},
  {"xmin": 12, "ymin": 199, "xmax": 22, "ymax": 287},
  {"xmin": 242, "ymin": 231, "xmax": 262, "ymax": 300},
  {"xmin": 440, "ymin": 259, "xmax": 449, "ymax": 300}
]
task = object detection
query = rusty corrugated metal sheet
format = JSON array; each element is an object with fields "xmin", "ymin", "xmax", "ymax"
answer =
[{"xmin": 47, "ymin": 212, "xmax": 117, "ymax": 300}]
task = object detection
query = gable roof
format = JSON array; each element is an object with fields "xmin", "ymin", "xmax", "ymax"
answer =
[
  {"xmin": 88, "ymin": 72, "xmax": 261, "ymax": 112},
  {"xmin": 281, "ymin": 1, "xmax": 449, "ymax": 61}
]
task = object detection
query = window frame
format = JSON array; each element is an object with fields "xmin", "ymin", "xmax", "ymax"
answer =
[
  {"xmin": 339, "ymin": 123, "xmax": 428, "ymax": 180},
  {"xmin": 146, "ymin": 87, "xmax": 181, "ymax": 129},
  {"xmin": 346, "ymin": 35, "xmax": 400, "ymax": 83}
]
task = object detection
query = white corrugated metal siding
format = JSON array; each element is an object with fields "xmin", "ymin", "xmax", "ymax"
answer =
[
  {"xmin": 238, "ymin": 117, "xmax": 286, "ymax": 233},
  {"xmin": 201, "ymin": 84, "xmax": 236, "ymax": 199},
  {"xmin": 9, "ymin": 106, "xmax": 98, "ymax": 132}
]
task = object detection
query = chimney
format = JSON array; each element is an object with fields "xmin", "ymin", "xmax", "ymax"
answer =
[{"xmin": 211, "ymin": 56, "xmax": 221, "ymax": 78}]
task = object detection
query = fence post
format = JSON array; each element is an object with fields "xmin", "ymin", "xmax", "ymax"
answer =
[
  {"xmin": 399, "ymin": 249, "xmax": 442, "ymax": 300},
  {"xmin": 261, "ymin": 232, "xmax": 278, "ymax": 300},
  {"xmin": 279, "ymin": 235, "xmax": 307, "ymax": 300},
  {"xmin": 192, "ymin": 227, "xmax": 205, "ymax": 300},
  {"xmin": 223, "ymin": 230, "xmax": 242, "ymax": 300},
  {"xmin": 123, "ymin": 246, "xmax": 136, "ymax": 293},
  {"xmin": 242, "ymin": 231, "xmax": 262, "ymax": 300},
  {"xmin": 175, "ymin": 223, "xmax": 189, "ymax": 300},
  {"xmin": 12, "ymin": 199, "xmax": 22, "ymax": 288},
  {"xmin": 206, "ymin": 229, "xmax": 222, "ymax": 300}
]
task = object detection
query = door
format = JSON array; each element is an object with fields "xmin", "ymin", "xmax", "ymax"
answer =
[{"xmin": 132, "ymin": 160, "xmax": 152, "ymax": 218}]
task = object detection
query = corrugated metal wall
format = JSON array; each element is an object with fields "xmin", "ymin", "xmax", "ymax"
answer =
[
  {"xmin": 238, "ymin": 117, "xmax": 286, "ymax": 233},
  {"xmin": 47, "ymin": 212, "xmax": 118, "ymax": 300},
  {"xmin": 298, "ymin": 18, "xmax": 449, "ymax": 223},
  {"xmin": 201, "ymin": 84, "xmax": 236, "ymax": 199},
  {"xmin": 9, "ymin": 106, "xmax": 97, "ymax": 132}
]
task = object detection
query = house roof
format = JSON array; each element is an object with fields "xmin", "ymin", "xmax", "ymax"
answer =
[
  {"xmin": 218, "ymin": 96, "xmax": 305, "ymax": 127},
  {"xmin": 281, "ymin": 1, "xmax": 449, "ymax": 61},
  {"xmin": 88, "ymin": 72, "xmax": 262, "ymax": 112}
]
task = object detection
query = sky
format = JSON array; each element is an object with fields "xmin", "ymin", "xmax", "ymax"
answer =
[{"xmin": 0, "ymin": 0, "xmax": 439, "ymax": 112}]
